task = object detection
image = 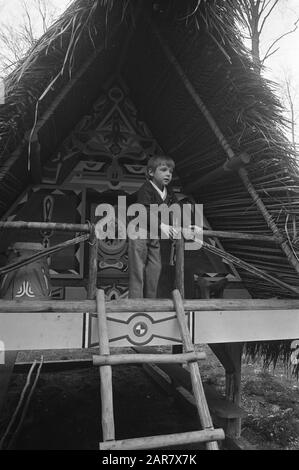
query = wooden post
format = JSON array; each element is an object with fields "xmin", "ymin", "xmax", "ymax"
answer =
[
  {"xmin": 96, "ymin": 289, "xmax": 115, "ymax": 442},
  {"xmin": 172, "ymin": 289, "xmax": 219, "ymax": 450},
  {"xmin": 87, "ymin": 226, "xmax": 98, "ymax": 300},
  {"xmin": 0, "ymin": 351, "xmax": 18, "ymax": 420},
  {"xmin": 196, "ymin": 274, "xmax": 244, "ymax": 440},
  {"xmin": 175, "ymin": 237, "xmax": 185, "ymax": 297},
  {"xmin": 173, "ymin": 237, "xmax": 184, "ymax": 354},
  {"xmin": 83, "ymin": 226, "xmax": 98, "ymax": 348},
  {"xmin": 224, "ymin": 343, "xmax": 243, "ymax": 438}
]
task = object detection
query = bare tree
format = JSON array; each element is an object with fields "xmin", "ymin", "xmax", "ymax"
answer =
[
  {"xmin": 238, "ymin": 0, "xmax": 299, "ymax": 72},
  {"xmin": 281, "ymin": 72, "xmax": 298, "ymax": 152},
  {"xmin": 0, "ymin": 0, "xmax": 61, "ymax": 75}
]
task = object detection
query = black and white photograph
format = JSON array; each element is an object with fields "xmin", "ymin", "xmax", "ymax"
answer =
[{"xmin": 0, "ymin": 0, "xmax": 299, "ymax": 454}]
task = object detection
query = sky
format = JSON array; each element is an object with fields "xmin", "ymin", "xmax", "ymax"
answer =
[
  {"xmin": 0, "ymin": 0, "xmax": 298, "ymax": 139},
  {"xmin": 0, "ymin": 0, "xmax": 70, "ymax": 27},
  {"xmin": 258, "ymin": 0, "xmax": 299, "ymax": 140},
  {"xmin": 261, "ymin": 0, "xmax": 299, "ymax": 80}
]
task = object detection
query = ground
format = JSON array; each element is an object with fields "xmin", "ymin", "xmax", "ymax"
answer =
[{"xmin": 1, "ymin": 345, "xmax": 299, "ymax": 450}]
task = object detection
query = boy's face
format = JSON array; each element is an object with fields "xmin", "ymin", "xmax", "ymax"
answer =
[{"xmin": 149, "ymin": 163, "xmax": 173, "ymax": 190}]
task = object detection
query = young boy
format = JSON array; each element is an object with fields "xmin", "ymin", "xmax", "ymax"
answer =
[{"xmin": 128, "ymin": 155, "xmax": 178, "ymax": 298}]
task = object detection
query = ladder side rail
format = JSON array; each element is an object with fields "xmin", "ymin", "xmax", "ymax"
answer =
[
  {"xmin": 172, "ymin": 289, "xmax": 219, "ymax": 450},
  {"xmin": 96, "ymin": 289, "xmax": 115, "ymax": 442}
]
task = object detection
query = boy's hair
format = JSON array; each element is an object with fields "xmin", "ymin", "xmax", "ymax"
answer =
[{"xmin": 146, "ymin": 155, "xmax": 175, "ymax": 179}]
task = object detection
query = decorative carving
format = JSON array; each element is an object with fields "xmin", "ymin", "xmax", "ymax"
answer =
[
  {"xmin": 40, "ymin": 195, "xmax": 55, "ymax": 249},
  {"xmin": 43, "ymin": 83, "xmax": 163, "ymax": 193},
  {"xmin": 1, "ymin": 187, "xmax": 85, "ymax": 279},
  {"xmin": 0, "ymin": 243, "xmax": 52, "ymax": 300},
  {"xmin": 15, "ymin": 280, "xmax": 35, "ymax": 298},
  {"xmin": 100, "ymin": 281, "xmax": 129, "ymax": 300}
]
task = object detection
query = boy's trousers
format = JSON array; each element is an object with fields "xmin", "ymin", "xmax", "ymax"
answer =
[{"xmin": 128, "ymin": 238, "xmax": 161, "ymax": 298}]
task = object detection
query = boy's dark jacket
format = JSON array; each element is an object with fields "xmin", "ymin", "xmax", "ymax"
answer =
[
  {"xmin": 131, "ymin": 180, "xmax": 178, "ymax": 237},
  {"xmin": 136, "ymin": 180, "xmax": 177, "ymax": 206}
]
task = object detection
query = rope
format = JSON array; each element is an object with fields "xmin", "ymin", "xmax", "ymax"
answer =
[
  {"xmin": 0, "ymin": 233, "xmax": 89, "ymax": 276},
  {"xmin": 0, "ymin": 359, "xmax": 39, "ymax": 450},
  {"xmin": 202, "ymin": 241, "xmax": 299, "ymax": 296},
  {"xmin": 7, "ymin": 358, "xmax": 44, "ymax": 450}
]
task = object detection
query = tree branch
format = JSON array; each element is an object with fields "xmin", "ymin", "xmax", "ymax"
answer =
[
  {"xmin": 261, "ymin": 18, "xmax": 299, "ymax": 64},
  {"xmin": 259, "ymin": 0, "xmax": 279, "ymax": 34}
]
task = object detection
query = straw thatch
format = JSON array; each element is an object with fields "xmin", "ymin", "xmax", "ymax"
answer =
[{"xmin": 0, "ymin": 0, "xmax": 299, "ymax": 369}]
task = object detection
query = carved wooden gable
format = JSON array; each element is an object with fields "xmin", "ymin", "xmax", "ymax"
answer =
[{"xmin": 43, "ymin": 82, "xmax": 164, "ymax": 193}]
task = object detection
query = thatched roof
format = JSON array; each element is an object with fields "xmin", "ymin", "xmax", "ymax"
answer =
[{"xmin": 0, "ymin": 0, "xmax": 299, "ymax": 365}]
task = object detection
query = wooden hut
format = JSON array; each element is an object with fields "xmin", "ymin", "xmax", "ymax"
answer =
[{"xmin": 0, "ymin": 0, "xmax": 299, "ymax": 449}]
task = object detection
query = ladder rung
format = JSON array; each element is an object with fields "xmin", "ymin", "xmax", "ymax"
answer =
[
  {"xmin": 99, "ymin": 428, "xmax": 225, "ymax": 451},
  {"xmin": 93, "ymin": 351, "xmax": 206, "ymax": 366}
]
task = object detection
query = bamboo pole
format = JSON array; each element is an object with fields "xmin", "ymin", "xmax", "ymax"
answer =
[
  {"xmin": 87, "ymin": 227, "xmax": 98, "ymax": 300},
  {"xmin": 0, "ymin": 220, "xmax": 278, "ymax": 243},
  {"xmin": 172, "ymin": 289, "xmax": 219, "ymax": 450},
  {"xmin": 152, "ymin": 25, "xmax": 299, "ymax": 276},
  {"xmin": 185, "ymin": 153, "xmax": 251, "ymax": 192},
  {"xmin": 93, "ymin": 351, "xmax": 206, "ymax": 366},
  {"xmin": 203, "ymin": 230, "xmax": 276, "ymax": 243},
  {"xmin": 238, "ymin": 167, "xmax": 299, "ymax": 272},
  {"xmin": 100, "ymin": 428, "xmax": 225, "ymax": 451},
  {"xmin": 96, "ymin": 289, "xmax": 115, "ymax": 442},
  {"xmin": 0, "ymin": 221, "xmax": 91, "ymax": 233},
  {"xmin": 2, "ymin": 297, "xmax": 299, "ymax": 313}
]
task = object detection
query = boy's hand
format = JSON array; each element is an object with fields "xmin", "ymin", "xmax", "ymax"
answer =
[
  {"xmin": 182, "ymin": 225, "xmax": 203, "ymax": 241},
  {"xmin": 160, "ymin": 223, "xmax": 180, "ymax": 240},
  {"xmin": 189, "ymin": 225, "xmax": 203, "ymax": 235}
]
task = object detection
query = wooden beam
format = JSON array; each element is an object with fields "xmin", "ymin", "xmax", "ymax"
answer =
[
  {"xmin": 2, "ymin": 298, "xmax": 299, "ymax": 313},
  {"xmin": 184, "ymin": 153, "xmax": 251, "ymax": 193},
  {"xmin": 2, "ymin": 306, "xmax": 299, "ymax": 350}
]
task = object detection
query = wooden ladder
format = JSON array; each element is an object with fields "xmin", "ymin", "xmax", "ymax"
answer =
[{"xmin": 95, "ymin": 288, "xmax": 224, "ymax": 451}]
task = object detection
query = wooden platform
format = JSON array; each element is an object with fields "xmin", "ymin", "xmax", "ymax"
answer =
[{"xmin": 1, "ymin": 298, "xmax": 299, "ymax": 350}]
